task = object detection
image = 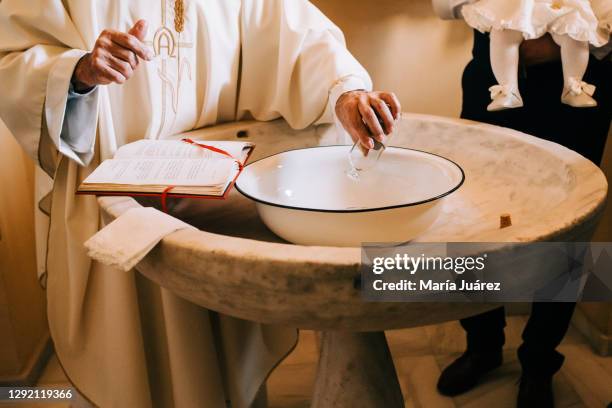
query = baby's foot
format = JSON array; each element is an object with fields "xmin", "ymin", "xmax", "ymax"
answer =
[
  {"xmin": 562, "ymin": 77, "xmax": 597, "ymax": 108},
  {"xmin": 487, "ymin": 84, "xmax": 523, "ymax": 112}
]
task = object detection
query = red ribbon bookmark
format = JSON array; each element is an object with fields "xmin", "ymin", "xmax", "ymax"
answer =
[
  {"xmin": 161, "ymin": 185, "xmax": 175, "ymax": 214},
  {"xmin": 159, "ymin": 139, "xmax": 244, "ymax": 213},
  {"xmin": 181, "ymin": 138, "xmax": 243, "ymax": 170}
]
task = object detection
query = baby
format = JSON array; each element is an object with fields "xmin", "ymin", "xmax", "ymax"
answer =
[{"xmin": 442, "ymin": 0, "xmax": 611, "ymax": 111}]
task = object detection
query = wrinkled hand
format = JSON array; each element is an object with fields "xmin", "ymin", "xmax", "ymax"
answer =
[
  {"xmin": 335, "ymin": 90, "xmax": 401, "ymax": 152},
  {"xmin": 520, "ymin": 34, "xmax": 561, "ymax": 67},
  {"xmin": 72, "ymin": 19, "xmax": 153, "ymax": 92}
]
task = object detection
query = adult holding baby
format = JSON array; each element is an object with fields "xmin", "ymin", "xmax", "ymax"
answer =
[{"xmin": 433, "ymin": 1, "xmax": 611, "ymax": 407}]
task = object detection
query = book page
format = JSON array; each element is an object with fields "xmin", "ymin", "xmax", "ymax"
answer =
[
  {"xmin": 114, "ymin": 140, "xmax": 251, "ymax": 161},
  {"xmin": 83, "ymin": 158, "xmax": 236, "ymax": 187}
]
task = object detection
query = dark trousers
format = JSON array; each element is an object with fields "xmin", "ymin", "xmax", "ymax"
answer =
[{"xmin": 460, "ymin": 31, "xmax": 612, "ymax": 376}]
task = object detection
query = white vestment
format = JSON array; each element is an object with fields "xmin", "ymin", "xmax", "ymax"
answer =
[{"xmin": 0, "ymin": 1, "xmax": 371, "ymax": 406}]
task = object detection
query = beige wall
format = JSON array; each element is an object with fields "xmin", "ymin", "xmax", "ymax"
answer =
[{"xmin": 314, "ymin": 0, "xmax": 473, "ymax": 118}]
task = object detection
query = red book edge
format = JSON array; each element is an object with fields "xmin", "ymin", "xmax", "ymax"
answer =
[{"xmin": 76, "ymin": 145, "xmax": 255, "ymax": 201}]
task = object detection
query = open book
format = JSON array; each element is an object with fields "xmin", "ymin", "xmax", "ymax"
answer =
[{"xmin": 78, "ymin": 139, "xmax": 254, "ymax": 198}]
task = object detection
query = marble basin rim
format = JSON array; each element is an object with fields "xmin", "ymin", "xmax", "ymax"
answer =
[
  {"xmin": 98, "ymin": 114, "xmax": 608, "ymax": 332},
  {"xmin": 235, "ymin": 145, "xmax": 466, "ymax": 246}
]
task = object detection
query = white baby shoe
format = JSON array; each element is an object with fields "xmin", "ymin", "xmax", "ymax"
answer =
[
  {"xmin": 561, "ymin": 77, "xmax": 597, "ymax": 108},
  {"xmin": 487, "ymin": 84, "xmax": 524, "ymax": 112}
]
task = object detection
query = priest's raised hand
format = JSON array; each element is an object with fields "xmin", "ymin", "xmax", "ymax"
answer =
[{"xmin": 72, "ymin": 19, "xmax": 153, "ymax": 92}]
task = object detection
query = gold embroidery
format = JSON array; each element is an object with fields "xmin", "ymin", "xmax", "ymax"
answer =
[
  {"xmin": 174, "ymin": 0, "xmax": 185, "ymax": 33},
  {"xmin": 146, "ymin": 0, "xmax": 193, "ymax": 139}
]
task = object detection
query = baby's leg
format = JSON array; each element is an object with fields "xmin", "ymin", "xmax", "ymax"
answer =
[
  {"xmin": 551, "ymin": 33, "xmax": 589, "ymax": 86},
  {"xmin": 551, "ymin": 33, "xmax": 596, "ymax": 107},
  {"xmin": 490, "ymin": 29, "xmax": 523, "ymax": 89},
  {"xmin": 487, "ymin": 29, "xmax": 524, "ymax": 111}
]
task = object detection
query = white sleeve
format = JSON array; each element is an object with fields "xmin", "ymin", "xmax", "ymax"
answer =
[
  {"xmin": 319, "ymin": 75, "xmax": 371, "ymax": 126},
  {"xmin": 432, "ymin": 0, "xmax": 472, "ymax": 20},
  {"xmin": 238, "ymin": 0, "xmax": 372, "ymax": 129},
  {"xmin": 0, "ymin": 0, "xmax": 95, "ymax": 173},
  {"xmin": 59, "ymin": 83, "xmax": 99, "ymax": 166}
]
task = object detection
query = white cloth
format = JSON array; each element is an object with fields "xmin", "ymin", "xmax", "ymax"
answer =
[
  {"xmin": 85, "ymin": 207, "xmax": 195, "ymax": 272},
  {"xmin": 462, "ymin": 0, "xmax": 609, "ymax": 46},
  {"xmin": 0, "ymin": 1, "xmax": 372, "ymax": 407}
]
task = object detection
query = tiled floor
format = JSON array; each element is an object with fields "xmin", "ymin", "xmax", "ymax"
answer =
[
  {"xmin": 267, "ymin": 317, "xmax": 612, "ymax": 408},
  {"xmin": 12, "ymin": 316, "xmax": 612, "ymax": 407}
]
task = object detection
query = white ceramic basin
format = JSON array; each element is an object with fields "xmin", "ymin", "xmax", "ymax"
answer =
[{"xmin": 235, "ymin": 145, "xmax": 464, "ymax": 246}]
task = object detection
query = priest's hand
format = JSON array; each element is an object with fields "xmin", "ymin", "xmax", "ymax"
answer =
[
  {"xmin": 335, "ymin": 90, "xmax": 401, "ymax": 152},
  {"xmin": 72, "ymin": 19, "xmax": 154, "ymax": 93}
]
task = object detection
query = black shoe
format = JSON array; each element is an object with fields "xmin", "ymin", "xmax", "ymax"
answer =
[
  {"xmin": 437, "ymin": 350, "xmax": 503, "ymax": 396},
  {"xmin": 517, "ymin": 374, "xmax": 554, "ymax": 408}
]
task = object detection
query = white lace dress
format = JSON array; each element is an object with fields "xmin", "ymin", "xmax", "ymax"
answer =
[{"xmin": 462, "ymin": 0, "xmax": 609, "ymax": 46}]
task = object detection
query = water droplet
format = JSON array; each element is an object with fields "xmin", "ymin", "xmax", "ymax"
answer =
[{"xmin": 347, "ymin": 168, "xmax": 360, "ymax": 181}]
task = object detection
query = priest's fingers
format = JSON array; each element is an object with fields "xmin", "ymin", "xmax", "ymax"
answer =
[
  {"xmin": 109, "ymin": 31, "xmax": 153, "ymax": 61},
  {"xmin": 347, "ymin": 119, "xmax": 376, "ymax": 151},
  {"xmin": 94, "ymin": 62, "xmax": 127, "ymax": 85},
  {"xmin": 111, "ymin": 47, "xmax": 139, "ymax": 70},
  {"xmin": 128, "ymin": 20, "xmax": 149, "ymax": 42},
  {"xmin": 335, "ymin": 90, "xmax": 376, "ymax": 150},
  {"xmin": 369, "ymin": 97, "xmax": 395, "ymax": 135},
  {"xmin": 377, "ymin": 92, "xmax": 401, "ymax": 121},
  {"xmin": 358, "ymin": 101, "xmax": 385, "ymax": 143},
  {"xmin": 107, "ymin": 56, "xmax": 134, "ymax": 81}
]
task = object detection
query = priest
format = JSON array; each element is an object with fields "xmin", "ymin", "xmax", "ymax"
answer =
[{"xmin": 0, "ymin": 1, "xmax": 400, "ymax": 407}]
